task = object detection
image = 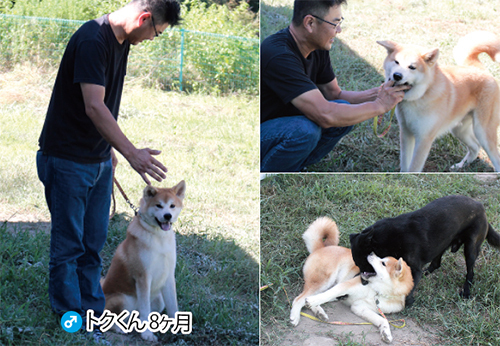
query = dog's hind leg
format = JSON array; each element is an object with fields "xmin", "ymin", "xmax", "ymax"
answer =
[
  {"xmin": 472, "ymin": 102, "xmax": 500, "ymax": 171},
  {"xmin": 451, "ymin": 117, "xmax": 481, "ymax": 170},
  {"xmin": 290, "ymin": 288, "xmax": 328, "ymax": 326},
  {"xmin": 290, "ymin": 295, "xmax": 307, "ymax": 326},
  {"xmin": 461, "ymin": 238, "xmax": 484, "ymax": 298}
]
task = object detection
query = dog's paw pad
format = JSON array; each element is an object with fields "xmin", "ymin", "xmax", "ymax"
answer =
[{"xmin": 381, "ymin": 330, "xmax": 393, "ymax": 344}]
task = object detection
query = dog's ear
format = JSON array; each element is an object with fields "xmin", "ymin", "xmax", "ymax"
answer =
[
  {"xmin": 377, "ymin": 40, "xmax": 398, "ymax": 54},
  {"xmin": 395, "ymin": 258, "xmax": 405, "ymax": 277},
  {"xmin": 173, "ymin": 180, "xmax": 186, "ymax": 200},
  {"xmin": 143, "ymin": 185, "xmax": 157, "ymax": 200},
  {"xmin": 360, "ymin": 227, "xmax": 374, "ymax": 243},
  {"xmin": 422, "ymin": 48, "xmax": 439, "ymax": 66}
]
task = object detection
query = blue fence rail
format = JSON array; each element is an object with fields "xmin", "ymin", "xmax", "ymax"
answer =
[{"xmin": 0, "ymin": 14, "xmax": 259, "ymax": 94}]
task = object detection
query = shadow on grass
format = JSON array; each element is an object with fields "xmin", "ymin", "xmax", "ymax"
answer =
[{"xmin": 0, "ymin": 214, "xmax": 259, "ymax": 346}]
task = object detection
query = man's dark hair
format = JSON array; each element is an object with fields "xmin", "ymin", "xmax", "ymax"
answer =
[
  {"xmin": 292, "ymin": 0, "xmax": 346, "ymax": 26},
  {"xmin": 133, "ymin": 0, "xmax": 182, "ymax": 27}
]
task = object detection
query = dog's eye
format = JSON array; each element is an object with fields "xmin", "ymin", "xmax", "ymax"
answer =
[
  {"xmin": 170, "ymin": 204, "xmax": 176, "ymax": 208},
  {"xmin": 409, "ymin": 65, "xmax": 416, "ymax": 70},
  {"xmin": 394, "ymin": 60, "xmax": 399, "ymax": 65},
  {"xmin": 382, "ymin": 262, "xmax": 386, "ymax": 267},
  {"xmin": 156, "ymin": 204, "xmax": 162, "ymax": 208}
]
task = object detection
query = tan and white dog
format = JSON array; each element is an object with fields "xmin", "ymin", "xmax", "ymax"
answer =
[
  {"xmin": 101, "ymin": 181, "xmax": 186, "ymax": 342},
  {"xmin": 378, "ymin": 31, "xmax": 500, "ymax": 172},
  {"xmin": 290, "ymin": 217, "xmax": 413, "ymax": 344}
]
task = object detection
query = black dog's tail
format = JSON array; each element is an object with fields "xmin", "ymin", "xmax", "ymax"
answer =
[{"xmin": 486, "ymin": 223, "xmax": 500, "ymax": 249}]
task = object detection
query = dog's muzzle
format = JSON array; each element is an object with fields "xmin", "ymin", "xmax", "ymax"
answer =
[
  {"xmin": 360, "ymin": 272, "xmax": 376, "ymax": 285},
  {"xmin": 156, "ymin": 214, "xmax": 173, "ymax": 231},
  {"xmin": 393, "ymin": 72, "xmax": 403, "ymax": 82},
  {"xmin": 391, "ymin": 73, "xmax": 412, "ymax": 92}
]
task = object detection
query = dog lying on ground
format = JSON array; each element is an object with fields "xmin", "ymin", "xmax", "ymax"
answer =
[
  {"xmin": 101, "ymin": 181, "xmax": 186, "ymax": 342},
  {"xmin": 378, "ymin": 31, "xmax": 500, "ymax": 172},
  {"xmin": 350, "ymin": 195, "xmax": 500, "ymax": 306},
  {"xmin": 290, "ymin": 217, "xmax": 413, "ymax": 344}
]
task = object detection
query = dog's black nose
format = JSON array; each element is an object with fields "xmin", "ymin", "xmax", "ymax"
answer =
[
  {"xmin": 393, "ymin": 72, "xmax": 403, "ymax": 81},
  {"xmin": 164, "ymin": 214, "xmax": 172, "ymax": 221}
]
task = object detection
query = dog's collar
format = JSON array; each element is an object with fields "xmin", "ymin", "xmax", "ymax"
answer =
[
  {"xmin": 137, "ymin": 211, "xmax": 144, "ymax": 220},
  {"xmin": 136, "ymin": 211, "xmax": 151, "ymax": 228}
]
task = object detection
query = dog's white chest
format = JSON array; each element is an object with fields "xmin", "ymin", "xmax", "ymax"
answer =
[
  {"xmin": 141, "ymin": 234, "xmax": 177, "ymax": 291},
  {"xmin": 397, "ymin": 101, "xmax": 452, "ymax": 137}
]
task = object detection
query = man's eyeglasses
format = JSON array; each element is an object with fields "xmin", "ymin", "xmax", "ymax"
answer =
[
  {"xmin": 310, "ymin": 14, "xmax": 344, "ymax": 28},
  {"xmin": 151, "ymin": 14, "xmax": 159, "ymax": 37}
]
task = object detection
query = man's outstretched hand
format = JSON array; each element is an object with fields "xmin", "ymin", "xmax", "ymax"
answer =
[{"xmin": 127, "ymin": 148, "xmax": 167, "ymax": 185}]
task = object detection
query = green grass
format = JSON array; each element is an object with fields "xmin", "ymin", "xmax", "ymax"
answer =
[
  {"xmin": 261, "ymin": 0, "xmax": 500, "ymax": 172},
  {"xmin": 0, "ymin": 63, "xmax": 259, "ymax": 345},
  {"xmin": 260, "ymin": 174, "xmax": 500, "ymax": 345}
]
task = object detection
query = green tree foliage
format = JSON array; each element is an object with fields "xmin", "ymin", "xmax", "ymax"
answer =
[
  {"xmin": 5, "ymin": 0, "xmax": 127, "ymax": 19},
  {"xmin": 181, "ymin": 0, "xmax": 258, "ymax": 38},
  {"xmin": 1, "ymin": 0, "xmax": 258, "ymax": 94}
]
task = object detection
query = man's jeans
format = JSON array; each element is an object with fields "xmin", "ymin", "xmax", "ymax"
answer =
[
  {"xmin": 261, "ymin": 100, "xmax": 353, "ymax": 172},
  {"xmin": 36, "ymin": 151, "xmax": 112, "ymax": 319}
]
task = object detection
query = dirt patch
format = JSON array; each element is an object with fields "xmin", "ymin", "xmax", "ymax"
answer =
[
  {"xmin": 473, "ymin": 174, "xmax": 498, "ymax": 183},
  {"xmin": 263, "ymin": 303, "xmax": 442, "ymax": 346}
]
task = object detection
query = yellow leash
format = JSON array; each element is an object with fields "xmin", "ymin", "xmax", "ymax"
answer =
[
  {"xmin": 262, "ymin": 283, "xmax": 406, "ymax": 330},
  {"xmin": 301, "ymin": 301, "xmax": 406, "ymax": 329},
  {"xmin": 373, "ymin": 107, "xmax": 395, "ymax": 138},
  {"xmin": 301, "ymin": 312, "xmax": 373, "ymax": 326}
]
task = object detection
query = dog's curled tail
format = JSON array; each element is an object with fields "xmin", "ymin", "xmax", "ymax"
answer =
[
  {"xmin": 486, "ymin": 223, "xmax": 500, "ymax": 249},
  {"xmin": 454, "ymin": 31, "xmax": 500, "ymax": 69},
  {"xmin": 302, "ymin": 216, "xmax": 339, "ymax": 254}
]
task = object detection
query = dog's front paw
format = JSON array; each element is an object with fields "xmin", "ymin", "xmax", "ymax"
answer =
[
  {"xmin": 311, "ymin": 306, "xmax": 328, "ymax": 322},
  {"xmin": 450, "ymin": 162, "xmax": 464, "ymax": 171},
  {"xmin": 380, "ymin": 325, "xmax": 393, "ymax": 344},
  {"xmin": 141, "ymin": 329, "xmax": 158, "ymax": 342}
]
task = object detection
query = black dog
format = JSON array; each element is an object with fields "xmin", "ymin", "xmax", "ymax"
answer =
[{"xmin": 350, "ymin": 195, "xmax": 500, "ymax": 305}]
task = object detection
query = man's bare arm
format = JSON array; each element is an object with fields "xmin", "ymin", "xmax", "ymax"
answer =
[
  {"xmin": 81, "ymin": 83, "xmax": 167, "ymax": 184},
  {"xmin": 292, "ymin": 80, "xmax": 408, "ymax": 128}
]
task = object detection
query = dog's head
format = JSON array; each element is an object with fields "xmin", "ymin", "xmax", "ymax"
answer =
[
  {"xmin": 139, "ymin": 180, "xmax": 186, "ymax": 232},
  {"xmin": 361, "ymin": 253, "xmax": 414, "ymax": 296},
  {"xmin": 349, "ymin": 229, "xmax": 375, "ymax": 273},
  {"xmin": 377, "ymin": 40, "xmax": 439, "ymax": 101}
]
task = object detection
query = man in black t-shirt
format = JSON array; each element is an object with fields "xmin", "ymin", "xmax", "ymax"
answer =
[
  {"xmin": 261, "ymin": 0, "xmax": 409, "ymax": 172},
  {"xmin": 36, "ymin": 0, "xmax": 180, "ymax": 341}
]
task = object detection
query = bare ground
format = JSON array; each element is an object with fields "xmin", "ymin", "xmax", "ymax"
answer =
[{"xmin": 262, "ymin": 302, "xmax": 443, "ymax": 346}]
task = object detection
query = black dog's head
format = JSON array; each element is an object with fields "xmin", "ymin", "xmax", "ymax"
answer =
[{"xmin": 349, "ymin": 228, "xmax": 376, "ymax": 274}]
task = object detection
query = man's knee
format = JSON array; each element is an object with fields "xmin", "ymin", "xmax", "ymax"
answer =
[{"xmin": 293, "ymin": 119, "xmax": 323, "ymax": 146}]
